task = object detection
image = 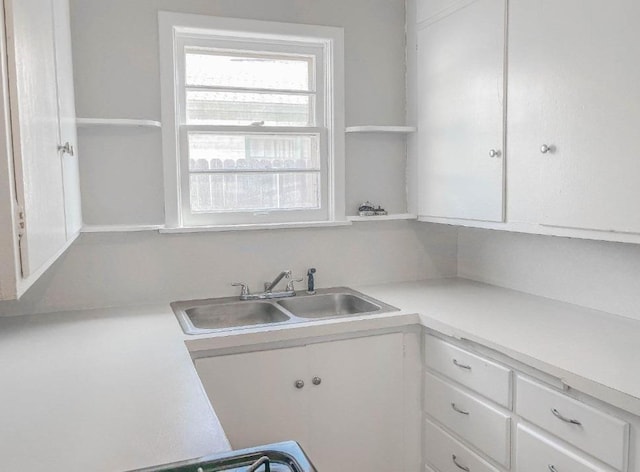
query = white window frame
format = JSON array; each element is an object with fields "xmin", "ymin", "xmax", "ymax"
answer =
[{"xmin": 159, "ymin": 12, "xmax": 345, "ymax": 229}]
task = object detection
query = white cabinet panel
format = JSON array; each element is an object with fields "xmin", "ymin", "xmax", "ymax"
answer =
[
  {"xmin": 195, "ymin": 334, "xmax": 405, "ymax": 472},
  {"xmin": 0, "ymin": 0, "xmax": 81, "ymax": 295},
  {"xmin": 425, "ymin": 418, "xmax": 500, "ymax": 472},
  {"xmin": 195, "ymin": 346, "xmax": 309, "ymax": 449},
  {"xmin": 508, "ymin": 0, "xmax": 640, "ymax": 234},
  {"xmin": 516, "ymin": 375, "xmax": 629, "ymax": 471},
  {"xmin": 53, "ymin": 0, "xmax": 81, "ymax": 237},
  {"xmin": 517, "ymin": 423, "xmax": 613, "ymax": 472},
  {"xmin": 417, "ymin": 0, "xmax": 505, "ymax": 222},
  {"xmin": 424, "ymin": 370, "xmax": 511, "ymax": 467},
  {"xmin": 424, "ymin": 334, "xmax": 512, "ymax": 408},
  {"xmin": 5, "ymin": 0, "xmax": 67, "ymax": 277},
  {"xmin": 307, "ymin": 334, "xmax": 404, "ymax": 472}
]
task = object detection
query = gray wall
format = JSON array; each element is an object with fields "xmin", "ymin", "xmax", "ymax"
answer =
[
  {"xmin": 71, "ymin": 0, "xmax": 411, "ymax": 224},
  {"xmin": 458, "ymin": 228, "xmax": 640, "ymax": 321},
  {"xmin": 0, "ymin": 222, "xmax": 457, "ymax": 316},
  {"xmin": 0, "ymin": 0, "xmax": 462, "ymax": 316}
]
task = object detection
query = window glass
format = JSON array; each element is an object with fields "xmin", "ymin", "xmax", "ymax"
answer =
[
  {"xmin": 185, "ymin": 52, "xmax": 313, "ymax": 91},
  {"xmin": 186, "ymin": 91, "xmax": 314, "ymax": 126}
]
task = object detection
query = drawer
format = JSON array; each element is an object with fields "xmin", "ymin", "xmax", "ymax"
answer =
[
  {"xmin": 425, "ymin": 418, "xmax": 500, "ymax": 472},
  {"xmin": 516, "ymin": 375, "xmax": 629, "ymax": 471},
  {"xmin": 517, "ymin": 423, "xmax": 613, "ymax": 472},
  {"xmin": 424, "ymin": 335, "xmax": 512, "ymax": 408},
  {"xmin": 424, "ymin": 371, "xmax": 511, "ymax": 467}
]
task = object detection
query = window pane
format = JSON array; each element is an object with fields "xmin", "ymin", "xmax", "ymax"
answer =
[
  {"xmin": 189, "ymin": 172, "xmax": 321, "ymax": 213},
  {"xmin": 188, "ymin": 133, "xmax": 321, "ymax": 170},
  {"xmin": 185, "ymin": 52, "xmax": 312, "ymax": 91},
  {"xmin": 186, "ymin": 90, "xmax": 313, "ymax": 126}
]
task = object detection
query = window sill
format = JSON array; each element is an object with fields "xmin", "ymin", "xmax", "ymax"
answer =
[{"xmin": 158, "ymin": 220, "xmax": 353, "ymax": 234}]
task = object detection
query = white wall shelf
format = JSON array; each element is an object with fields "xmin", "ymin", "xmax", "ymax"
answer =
[
  {"xmin": 345, "ymin": 125, "xmax": 417, "ymax": 134},
  {"xmin": 348, "ymin": 213, "xmax": 417, "ymax": 222},
  {"xmin": 76, "ymin": 118, "xmax": 162, "ymax": 128}
]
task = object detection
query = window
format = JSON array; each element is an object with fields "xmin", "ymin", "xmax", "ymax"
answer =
[{"xmin": 159, "ymin": 13, "xmax": 345, "ymax": 228}]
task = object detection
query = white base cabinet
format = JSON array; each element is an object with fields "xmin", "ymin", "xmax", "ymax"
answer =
[
  {"xmin": 195, "ymin": 333, "xmax": 406, "ymax": 472},
  {"xmin": 423, "ymin": 332, "xmax": 637, "ymax": 472}
]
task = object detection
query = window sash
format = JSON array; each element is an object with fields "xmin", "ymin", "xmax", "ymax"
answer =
[{"xmin": 178, "ymin": 128, "xmax": 329, "ymax": 225}]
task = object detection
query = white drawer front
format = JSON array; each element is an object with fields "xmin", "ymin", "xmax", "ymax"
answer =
[
  {"xmin": 424, "ymin": 371, "xmax": 511, "ymax": 467},
  {"xmin": 516, "ymin": 376, "xmax": 629, "ymax": 471},
  {"xmin": 424, "ymin": 335, "xmax": 512, "ymax": 408},
  {"xmin": 425, "ymin": 418, "xmax": 500, "ymax": 472},
  {"xmin": 517, "ymin": 423, "xmax": 613, "ymax": 472}
]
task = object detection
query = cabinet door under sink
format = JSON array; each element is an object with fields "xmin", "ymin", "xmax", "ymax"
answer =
[
  {"xmin": 194, "ymin": 333, "xmax": 406, "ymax": 472},
  {"xmin": 305, "ymin": 334, "xmax": 405, "ymax": 472},
  {"xmin": 195, "ymin": 346, "xmax": 309, "ymax": 450}
]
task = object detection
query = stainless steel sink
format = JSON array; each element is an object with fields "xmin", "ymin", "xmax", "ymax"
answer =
[
  {"xmin": 171, "ymin": 288, "xmax": 398, "ymax": 335},
  {"xmin": 187, "ymin": 302, "xmax": 290, "ymax": 329},
  {"xmin": 172, "ymin": 299, "xmax": 291, "ymax": 334},
  {"xmin": 131, "ymin": 440, "xmax": 316, "ymax": 471},
  {"xmin": 277, "ymin": 292, "xmax": 382, "ymax": 318}
]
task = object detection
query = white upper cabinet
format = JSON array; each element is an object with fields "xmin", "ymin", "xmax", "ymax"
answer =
[
  {"xmin": 53, "ymin": 0, "xmax": 82, "ymax": 238},
  {"xmin": 0, "ymin": 0, "xmax": 81, "ymax": 298},
  {"xmin": 417, "ymin": 0, "xmax": 506, "ymax": 222},
  {"xmin": 508, "ymin": 0, "xmax": 640, "ymax": 234}
]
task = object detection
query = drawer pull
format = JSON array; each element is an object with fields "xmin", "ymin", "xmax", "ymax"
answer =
[
  {"xmin": 453, "ymin": 359, "xmax": 472, "ymax": 370},
  {"xmin": 452, "ymin": 454, "xmax": 470, "ymax": 471},
  {"xmin": 451, "ymin": 402, "xmax": 470, "ymax": 415},
  {"xmin": 548, "ymin": 466, "xmax": 558, "ymax": 472},
  {"xmin": 551, "ymin": 408, "xmax": 582, "ymax": 426}
]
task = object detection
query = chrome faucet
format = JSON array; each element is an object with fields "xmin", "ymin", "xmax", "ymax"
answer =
[
  {"xmin": 264, "ymin": 270, "xmax": 292, "ymax": 293},
  {"xmin": 232, "ymin": 270, "xmax": 303, "ymax": 301}
]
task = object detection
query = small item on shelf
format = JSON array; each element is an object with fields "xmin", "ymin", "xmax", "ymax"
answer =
[
  {"xmin": 358, "ymin": 201, "xmax": 376, "ymax": 217},
  {"xmin": 374, "ymin": 206, "xmax": 388, "ymax": 216}
]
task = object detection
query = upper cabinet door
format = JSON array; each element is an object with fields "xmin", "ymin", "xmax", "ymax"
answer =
[
  {"xmin": 417, "ymin": 0, "xmax": 506, "ymax": 222},
  {"xmin": 509, "ymin": 0, "xmax": 640, "ymax": 233},
  {"xmin": 53, "ymin": 0, "xmax": 82, "ymax": 238},
  {"xmin": 5, "ymin": 0, "xmax": 67, "ymax": 277}
]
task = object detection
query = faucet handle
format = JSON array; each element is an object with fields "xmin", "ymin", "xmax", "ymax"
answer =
[
  {"xmin": 286, "ymin": 278, "xmax": 304, "ymax": 292},
  {"xmin": 231, "ymin": 282, "xmax": 250, "ymax": 296}
]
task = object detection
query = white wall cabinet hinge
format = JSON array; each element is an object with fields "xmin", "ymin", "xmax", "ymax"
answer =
[{"xmin": 15, "ymin": 204, "xmax": 25, "ymax": 239}]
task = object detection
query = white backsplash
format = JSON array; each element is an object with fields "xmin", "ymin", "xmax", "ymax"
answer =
[
  {"xmin": 0, "ymin": 222, "xmax": 458, "ymax": 316},
  {"xmin": 458, "ymin": 227, "xmax": 640, "ymax": 321}
]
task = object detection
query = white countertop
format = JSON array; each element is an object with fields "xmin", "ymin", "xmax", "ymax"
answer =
[
  {"xmin": 1, "ymin": 277, "xmax": 639, "ymax": 471},
  {"xmin": 0, "ymin": 305, "xmax": 230, "ymax": 472},
  {"xmin": 357, "ymin": 278, "xmax": 640, "ymax": 416}
]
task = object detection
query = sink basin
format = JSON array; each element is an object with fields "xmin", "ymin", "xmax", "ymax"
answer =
[
  {"xmin": 131, "ymin": 440, "xmax": 316, "ymax": 471},
  {"xmin": 172, "ymin": 299, "xmax": 290, "ymax": 334},
  {"xmin": 171, "ymin": 288, "xmax": 398, "ymax": 334},
  {"xmin": 277, "ymin": 293, "xmax": 382, "ymax": 319}
]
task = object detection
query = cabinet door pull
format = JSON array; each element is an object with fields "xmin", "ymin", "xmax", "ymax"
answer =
[
  {"xmin": 451, "ymin": 403, "xmax": 470, "ymax": 415},
  {"xmin": 57, "ymin": 142, "xmax": 75, "ymax": 156},
  {"xmin": 294, "ymin": 380, "xmax": 305, "ymax": 389},
  {"xmin": 551, "ymin": 408, "xmax": 582, "ymax": 426},
  {"xmin": 548, "ymin": 465, "xmax": 558, "ymax": 472},
  {"xmin": 452, "ymin": 359, "xmax": 472, "ymax": 370},
  {"xmin": 452, "ymin": 454, "xmax": 470, "ymax": 471}
]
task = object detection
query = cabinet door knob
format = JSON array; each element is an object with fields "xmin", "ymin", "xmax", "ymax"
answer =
[
  {"xmin": 312, "ymin": 376, "xmax": 322, "ymax": 386},
  {"xmin": 294, "ymin": 379, "xmax": 305, "ymax": 389},
  {"xmin": 58, "ymin": 142, "xmax": 75, "ymax": 156},
  {"xmin": 489, "ymin": 149, "xmax": 501, "ymax": 158},
  {"xmin": 540, "ymin": 144, "xmax": 555, "ymax": 154}
]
